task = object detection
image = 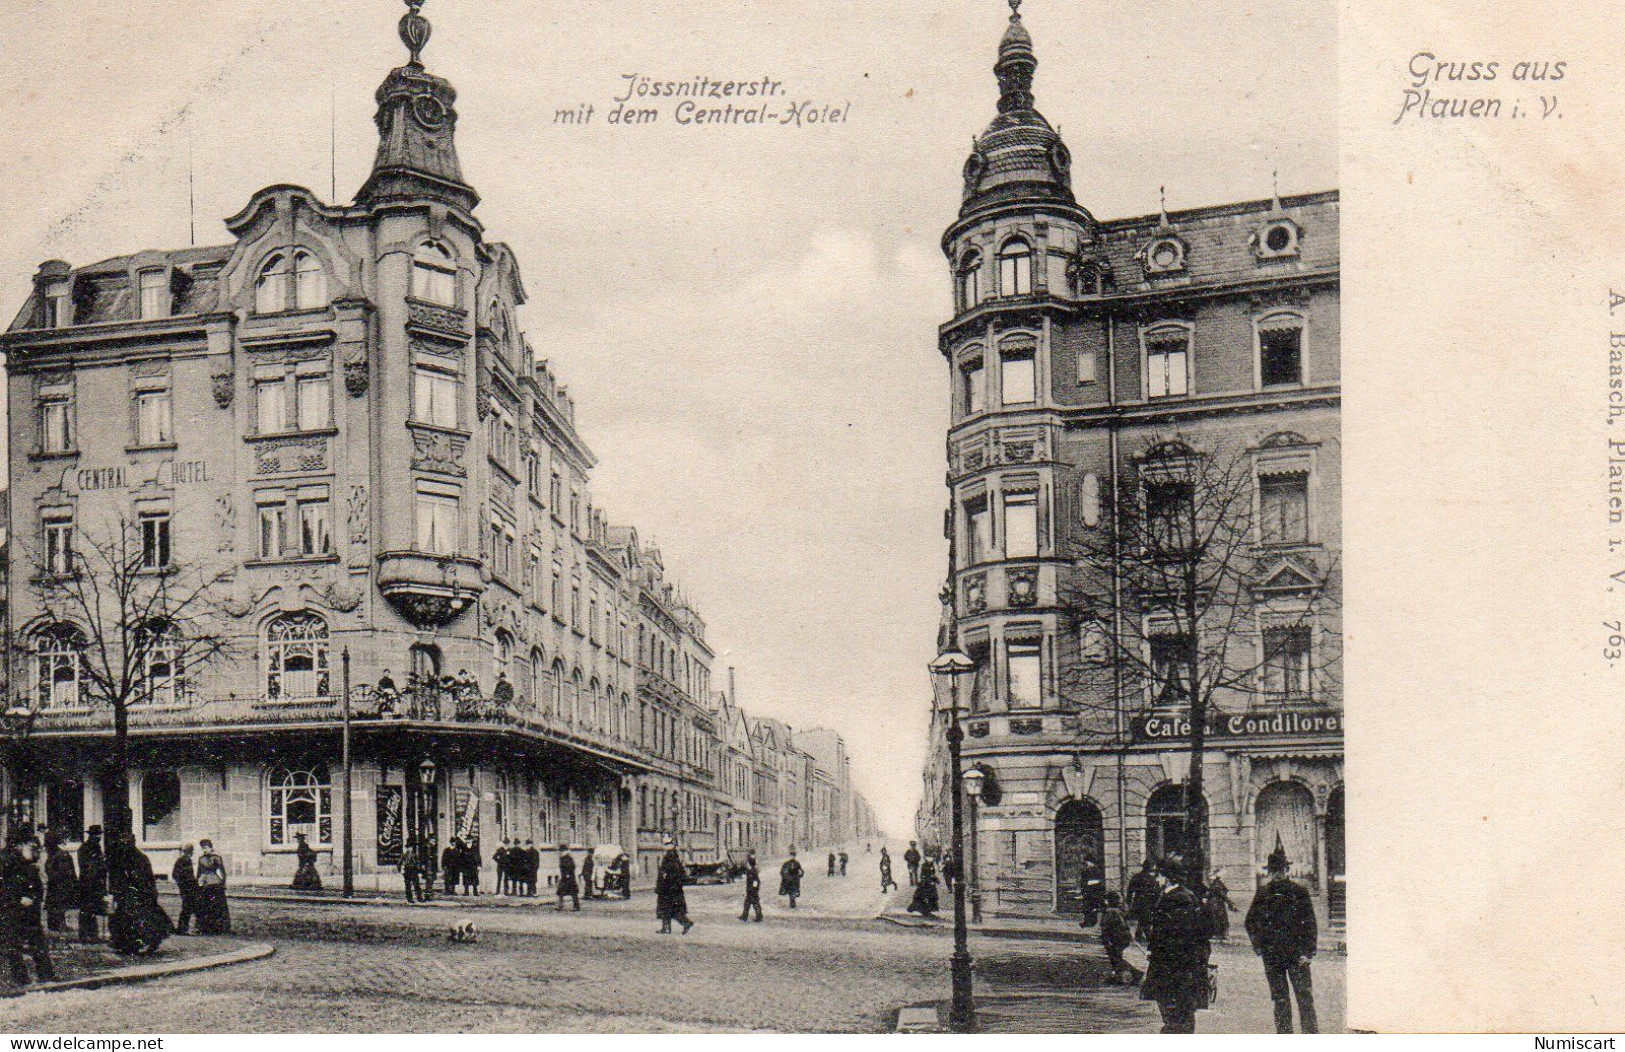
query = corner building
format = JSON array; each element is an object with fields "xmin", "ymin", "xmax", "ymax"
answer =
[
  {"xmin": 923, "ymin": 6, "xmax": 1343, "ymax": 927},
  {"xmin": 0, "ymin": 7, "xmax": 669, "ymax": 885}
]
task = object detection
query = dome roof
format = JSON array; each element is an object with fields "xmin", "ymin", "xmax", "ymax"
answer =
[{"xmin": 959, "ymin": 3, "xmax": 1077, "ymax": 219}]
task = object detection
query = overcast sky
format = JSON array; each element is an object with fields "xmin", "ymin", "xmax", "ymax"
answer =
[{"xmin": 0, "ymin": 0, "xmax": 1335, "ymax": 836}]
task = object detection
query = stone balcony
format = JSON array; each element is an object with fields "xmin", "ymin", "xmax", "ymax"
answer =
[{"xmin": 375, "ymin": 551, "xmax": 483, "ymax": 627}]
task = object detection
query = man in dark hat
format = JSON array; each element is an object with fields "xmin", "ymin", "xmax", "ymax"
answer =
[
  {"xmin": 76, "ymin": 825, "xmax": 107, "ymax": 944},
  {"xmin": 1245, "ymin": 842, "xmax": 1320, "ymax": 1033},
  {"xmin": 2, "ymin": 835, "xmax": 56, "ymax": 984},
  {"xmin": 903, "ymin": 841, "xmax": 921, "ymax": 886},
  {"xmin": 738, "ymin": 852, "xmax": 763, "ymax": 922},
  {"xmin": 1139, "ymin": 853, "xmax": 1212, "ymax": 1034},
  {"xmin": 1126, "ymin": 856, "xmax": 1160, "ymax": 944}
]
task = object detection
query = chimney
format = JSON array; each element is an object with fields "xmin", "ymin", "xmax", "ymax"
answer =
[{"xmin": 728, "ymin": 666, "xmax": 737, "ymax": 707}]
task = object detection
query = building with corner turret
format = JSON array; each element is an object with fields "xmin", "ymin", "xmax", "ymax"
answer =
[{"xmin": 918, "ymin": 2, "xmax": 1343, "ymax": 928}]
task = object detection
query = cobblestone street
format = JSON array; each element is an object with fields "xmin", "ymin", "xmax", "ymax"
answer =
[{"xmin": 0, "ymin": 861, "xmax": 1344, "ymax": 1033}]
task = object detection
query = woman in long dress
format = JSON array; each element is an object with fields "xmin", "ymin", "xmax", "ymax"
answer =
[
  {"xmin": 291, "ymin": 833, "xmax": 323, "ymax": 891},
  {"xmin": 655, "ymin": 839, "xmax": 693, "ymax": 934},
  {"xmin": 195, "ymin": 839, "xmax": 232, "ymax": 934},
  {"xmin": 106, "ymin": 832, "xmax": 172, "ymax": 956},
  {"xmin": 907, "ymin": 857, "xmax": 941, "ymax": 917}
]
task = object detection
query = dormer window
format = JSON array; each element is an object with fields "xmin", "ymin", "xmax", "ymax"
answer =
[
  {"xmin": 412, "ymin": 241, "xmax": 457, "ymax": 306},
  {"xmin": 293, "ymin": 250, "xmax": 327, "ymax": 310},
  {"xmin": 138, "ymin": 269, "xmax": 167, "ymax": 320},
  {"xmin": 997, "ymin": 238, "xmax": 1033, "ymax": 297},
  {"xmin": 1141, "ymin": 236, "xmax": 1187, "ymax": 276},
  {"xmin": 956, "ymin": 250, "xmax": 983, "ymax": 311},
  {"xmin": 255, "ymin": 254, "xmax": 290, "ymax": 314},
  {"xmin": 45, "ymin": 284, "xmax": 70, "ymax": 328},
  {"xmin": 1253, "ymin": 219, "xmax": 1301, "ymax": 261}
]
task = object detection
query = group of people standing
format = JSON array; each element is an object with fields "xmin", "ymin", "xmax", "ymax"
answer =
[
  {"xmin": 169, "ymin": 840, "xmax": 232, "ymax": 937},
  {"xmin": 2, "ymin": 822, "xmax": 199, "ymax": 987},
  {"xmin": 1091, "ymin": 846, "xmax": 1320, "ymax": 1034},
  {"xmin": 900, "ymin": 840, "xmax": 963, "ymax": 919},
  {"xmin": 493, "ymin": 840, "xmax": 543, "ymax": 896}
]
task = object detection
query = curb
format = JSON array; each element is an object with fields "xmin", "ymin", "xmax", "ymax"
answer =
[
  {"xmin": 215, "ymin": 889, "xmax": 641, "ymax": 910},
  {"xmin": 9, "ymin": 942, "xmax": 275, "ymax": 997},
  {"xmin": 878, "ymin": 912, "xmax": 1094, "ymax": 945}
]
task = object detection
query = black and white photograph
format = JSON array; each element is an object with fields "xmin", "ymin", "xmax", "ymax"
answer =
[{"xmin": 0, "ymin": 0, "xmax": 1613, "ymax": 1039}]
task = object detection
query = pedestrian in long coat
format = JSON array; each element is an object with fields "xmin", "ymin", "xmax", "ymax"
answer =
[
  {"xmin": 838, "ymin": 850, "xmax": 848, "ymax": 876},
  {"xmin": 43, "ymin": 836, "xmax": 77, "ymax": 934},
  {"xmin": 441, "ymin": 840, "xmax": 460, "ymax": 896},
  {"xmin": 494, "ymin": 841, "xmax": 511, "ymax": 895},
  {"xmin": 291, "ymin": 833, "xmax": 323, "ymax": 891},
  {"xmin": 1244, "ymin": 846, "xmax": 1319, "ymax": 1034},
  {"xmin": 879, "ymin": 848, "xmax": 897, "ymax": 893},
  {"xmin": 655, "ymin": 840, "xmax": 693, "ymax": 934},
  {"xmin": 76, "ymin": 826, "xmax": 107, "ymax": 943},
  {"xmin": 826, "ymin": 851, "xmax": 836, "ymax": 877},
  {"xmin": 194, "ymin": 839, "xmax": 231, "ymax": 934},
  {"xmin": 1099, "ymin": 891, "xmax": 1141, "ymax": 985},
  {"xmin": 778, "ymin": 850, "xmax": 804, "ymax": 909},
  {"xmin": 907, "ymin": 857, "xmax": 940, "ymax": 917},
  {"xmin": 171, "ymin": 844, "xmax": 199, "ymax": 935},
  {"xmin": 523, "ymin": 841, "xmax": 540, "ymax": 896},
  {"xmin": 556, "ymin": 849, "xmax": 581, "ymax": 911},
  {"xmin": 1126, "ymin": 857, "xmax": 1160, "ymax": 943},
  {"xmin": 105, "ymin": 832, "xmax": 172, "ymax": 957},
  {"xmin": 1204, "ymin": 869, "xmax": 1234, "ymax": 942},
  {"xmin": 1079, "ymin": 856, "xmax": 1106, "ymax": 926},
  {"xmin": 580, "ymin": 850, "xmax": 596, "ymax": 899},
  {"xmin": 2, "ymin": 837, "xmax": 56, "ymax": 985},
  {"xmin": 903, "ymin": 842, "xmax": 921, "ymax": 886},
  {"xmin": 1139, "ymin": 854, "xmax": 1212, "ymax": 1034},
  {"xmin": 738, "ymin": 853, "xmax": 763, "ymax": 922},
  {"xmin": 459, "ymin": 839, "xmax": 481, "ymax": 896}
]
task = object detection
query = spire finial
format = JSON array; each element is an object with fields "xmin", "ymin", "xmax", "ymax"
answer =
[
  {"xmin": 400, "ymin": 0, "xmax": 431, "ymax": 67},
  {"xmin": 1159, "ymin": 185, "xmax": 1168, "ymax": 222},
  {"xmin": 1271, "ymin": 168, "xmax": 1281, "ymax": 209},
  {"xmin": 1009, "ymin": 0, "xmax": 1022, "ymax": 17}
]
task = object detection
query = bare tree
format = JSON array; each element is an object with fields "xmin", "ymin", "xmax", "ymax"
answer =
[
  {"xmin": 1061, "ymin": 432, "xmax": 1341, "ymax": 885},
  {"xmin": 19, "ymin": 515, "xmax": 234, "ymax": 837}
]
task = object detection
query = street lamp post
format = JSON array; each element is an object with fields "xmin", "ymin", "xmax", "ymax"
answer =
[
  {"xmin": 963, "ymin": 764, "xmax": 985, "ymax": 926},
  {"xmin": 929, "ymin": 647, "xmax": 977, "ymax": 1033}
]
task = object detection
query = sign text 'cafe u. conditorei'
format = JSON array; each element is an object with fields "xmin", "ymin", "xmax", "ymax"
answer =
[{"xmin": 1132, "ymin": 709, "xmax": 1343, "ymax": 743}]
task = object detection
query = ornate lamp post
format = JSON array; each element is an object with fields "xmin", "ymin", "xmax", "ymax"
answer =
[
  {"xmin": 962, "ymin": 764, "xmax": 985, "ymax": 925},
  {"xmin": 928, "ymin": 647, "xmax": 977, "ymax": 1033}
]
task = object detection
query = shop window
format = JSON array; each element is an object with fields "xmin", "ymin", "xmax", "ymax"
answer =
[
  {"xmin": 141, "ymin": 770, "xmax": 182, "ymax": 843},
  {"xmin": 1145, "ymin": 784, "xmax": 1208, "ymax": 863},
  {"xmin": 267, "ymin": 765, "xmax": 332, "ymax": 847}
]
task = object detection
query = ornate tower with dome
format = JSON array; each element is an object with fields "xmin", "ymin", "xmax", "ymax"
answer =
[{"xmin": 921, "ymin": 2, "xmax": 1345, "ymax": 930}]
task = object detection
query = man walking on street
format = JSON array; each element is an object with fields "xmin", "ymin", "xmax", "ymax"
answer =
[
  {"xmin": 838, "ymin": 850, "xmax": 848, "ymax": 876},
  {"xmin": 581, "ymin": 848, "xmax": 596, "ymax": 900},
  {"xmin": 1139, "ymin": 854, "xmax": 1212, "ymax": 1034},
  {"xmin": 779, "ymin": 849, "xmax": 805, "ymax": 909},
  {"xmin": 739, "ymin": 852, "xmax": 763, "ymax": 922},
  {"xmin": 401, "ymin": 844, "xmax": 426, "ymax": 903},
  {"xmin": 827, "ymin": 851, "xmax": 836, "ymax": 877},
  {"xmin": 1245, "ymin": 844, "xmax": 1320, "ymax": 1034},
  {"xmin": 904, "ymin": 841, "xmax": 921, "ymax": 886},
  {"xmin": 1126, "ymin": 856, "xmax": 1159, "ymax": 944},
  {"xmin": 2, "ymin": 835, "xmax": 56, "ymax": 985},
  {"xmin": 656, "ymin": 838, "xmax": 693, "ymax": 934},
  {"xmin": 879, "ymin": 847, "xmax": 897, "ymax": 893},
  {"xmin": 556, "ymin": 847, "xmax": 580, "ymax": 912}
]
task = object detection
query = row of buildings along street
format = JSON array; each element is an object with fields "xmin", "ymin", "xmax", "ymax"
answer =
[{"xmin": 0, "ymin": 2, "xmax": 878, "ymax": 889}]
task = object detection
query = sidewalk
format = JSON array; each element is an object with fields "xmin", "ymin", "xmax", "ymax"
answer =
[{"xmin": 3, "ymin": 933, "xmax": 273, "ymax": 998}]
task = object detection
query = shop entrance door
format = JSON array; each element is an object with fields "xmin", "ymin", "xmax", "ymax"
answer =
[
  {"xmin": 1255, "ymin": 781, "xmax": 1318, "ymax": 887},
  {"xmin": 1053, "ymin": 799, "xmax": 1104, "ymax": 914}
]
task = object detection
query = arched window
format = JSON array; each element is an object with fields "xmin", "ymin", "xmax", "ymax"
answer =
[
  {"xmin": 588, "ymin": 678, "xmax": 602, "ymax": 731},
  {"xmin": 570, "ymin": 670, "xmax": 584, "ymax": 724},
  {"xmin": 264, "ymin": 612, "xmax": 330, "ymax": 701},
  {"xmin": 1144, "ymin": 783, "xmax": 1208, "ymax": 864},
  {"xmin": 997, "ymin": 238, "xmax": 1033, "ymax": 297},
  {"xmin": 412, "ymin": 241, "xmax": 457, "ymax": 306},
  {"xmin": 255, "ymin": 253, "xmax": 289, "ymax": 314},
  {"xmin": 550, "ymin": 660, "xmax": 565, "ymax": 718},
  {"xmin": 137, "ymin": 620, "xmax": 181, "ymax": 708},
  {"xmin": 620, "ymin": 692, "xmax": 632, "ymax": 741},
  {"xmin": 267, "ymin": 765, "xmax": 332, "ymax": 847},
  {"xmin": 292, "ymin": 250, "xmax": 327, "ymax": 310},
  {"xmin": 956, "ymin": 250, "xmax": 983, "ymax": 310},
  {"xmin": 493, "ymin": 630, "xmax": 513, "ymax": 681},
  {"xmin": 529, "ymin": 648, "xmax": 546, "ymax": 710},
  {"xmin": 33, "ymin": 623, "xmax": 85, "ymax": 710}
]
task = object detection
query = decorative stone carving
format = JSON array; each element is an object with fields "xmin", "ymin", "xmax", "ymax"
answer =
[
  {"xmin": 967, "ymin": 720, "xmax": 989, "ymax": 739},
  {"xmin": 1007, "ymin": 567, "xmax": 1039, "ymax": 607},
  {"xmin": 1003, "ymin": 441, "xmax": 1036, "ymax": 463},
  {"xmin": 475, "ymin": 372, "xmax": 492, "ymax": 421},
  {"xmin": 211, "ymin": 373, "xmax": 234, "ymax": 409},
  {"xmin": 347, "ymin": 485, "xmax": 369, "ymax": 545},
  {"xmin": 132, "ymin": 359, "xmax": 170, "ymax": 377},
  {"xmin": 215, "ymin": 493, "xmax": 236, "ymax": 553},
  {"xmin": 410, "ymin": 429, "xmax": 466, "ymax": 476},
  {"xmin": 963, "ymin": 573, "xmax": 987, "ymax": 615},
  {"xmin": 343, "ymin": 355, "xmax": 369, "ymax": 397},
  {"xmin": 407, "ymin": 299, "xmax": 470, "ymax": 338},
  {"xmin": 255, "ymin": 436, "xmax": 327, "ymax": 475},
  {"xmin": 314, "ymin": 578, "xmax": 363, "ymax": 613},
  {"xmin": 960, "ymin": 446, "xmax": 986, "ymax": 473},
  {"xmin": 393, "ymin": 594, "xmax": 460, "ymax": 628}
]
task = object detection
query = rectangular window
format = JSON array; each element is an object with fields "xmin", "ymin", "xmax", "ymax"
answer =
[
  {"xmin": 413, "ymin": 263, "xmax": 456, "ymax": 306},
  {"xmin": 138, "ymin": 270, "xmax": 166, "ymax": 320},
  {"xmin": 1149, "ymin": 632, "xmax": 1191, "ymax": 706},
  {"xmin": 299, "ymin": 498, "xmax": 332, "ymax": 556},
  {"xmin": 44, "ymin": 514, "xmax": 74, "ymax": 575},
  {"xmin": 571, "ymin": 585, "xmax": 582, "ymax": 631},
  {"xmin": 296, "ymin": 375, "xmax": 331, "ymax": 431},
  {"xmin": 965, "ymin": 497, "xmax": 991, "ymax": 565},
  {"xmin": 139, "ymin": 511, "xmax": 171, "ymax": 569},
  {"xmin": 258, "ymin": 501, "xmax": 287, "ymax": 560},
  {"xmin": 1077, "ymin": 343, "xmax": 1098, "ymax": 384},
  {"xmin": 40, "ymin": 398, "xmax": 73, "ymax": 453},
  {"xmin": 1146, "ymin": 479, "xmax": 1193, "ymax": 553},
  {"xmin": 1001, "ymin": 349, "xmax": 1036, "ymax": 405},
  {"xmin": 256, "ymin": 378, "xmax": 287, "ymax": 434},
  {"xmin": 1259, "ymin": 472, "xmax": 1310, "ymax": 544},
  {"xmin": 413, "ymin": 367, "xmax": 459, "ymax": 428},
  {"xmin": 134, "ymin": 390, "xmax": 172, "ymax": 446},
  {"xmin": 1146, "ymin": 336, "xmax": 1189, "ymax": 398},
  {"xmin": 1003, "ymin": 490, "xmax": 1039, "ymax": 559},
  {"xmin": 415, "ymin": 487, "xmax": 459, "ymax": 554},
  {"xmin": 1261, "ymin": 626, "xmax": 1313, "ymax": 701},
  {"xmin": 962, "ymin": 360, "xmax": 986, "ymax": 415},
  {"xmin": 1260, "ymin": 326, "xmax": 1303, "ymax": 388},
  {"xmin": 1006, "ymin": 639, "xmax": 1042, "ymax": 707}
]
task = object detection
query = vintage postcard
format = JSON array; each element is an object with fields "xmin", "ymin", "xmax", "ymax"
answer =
[{"xmin": 0, "ymin": 0, "xmax": 1613, "ymax": 1038}]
